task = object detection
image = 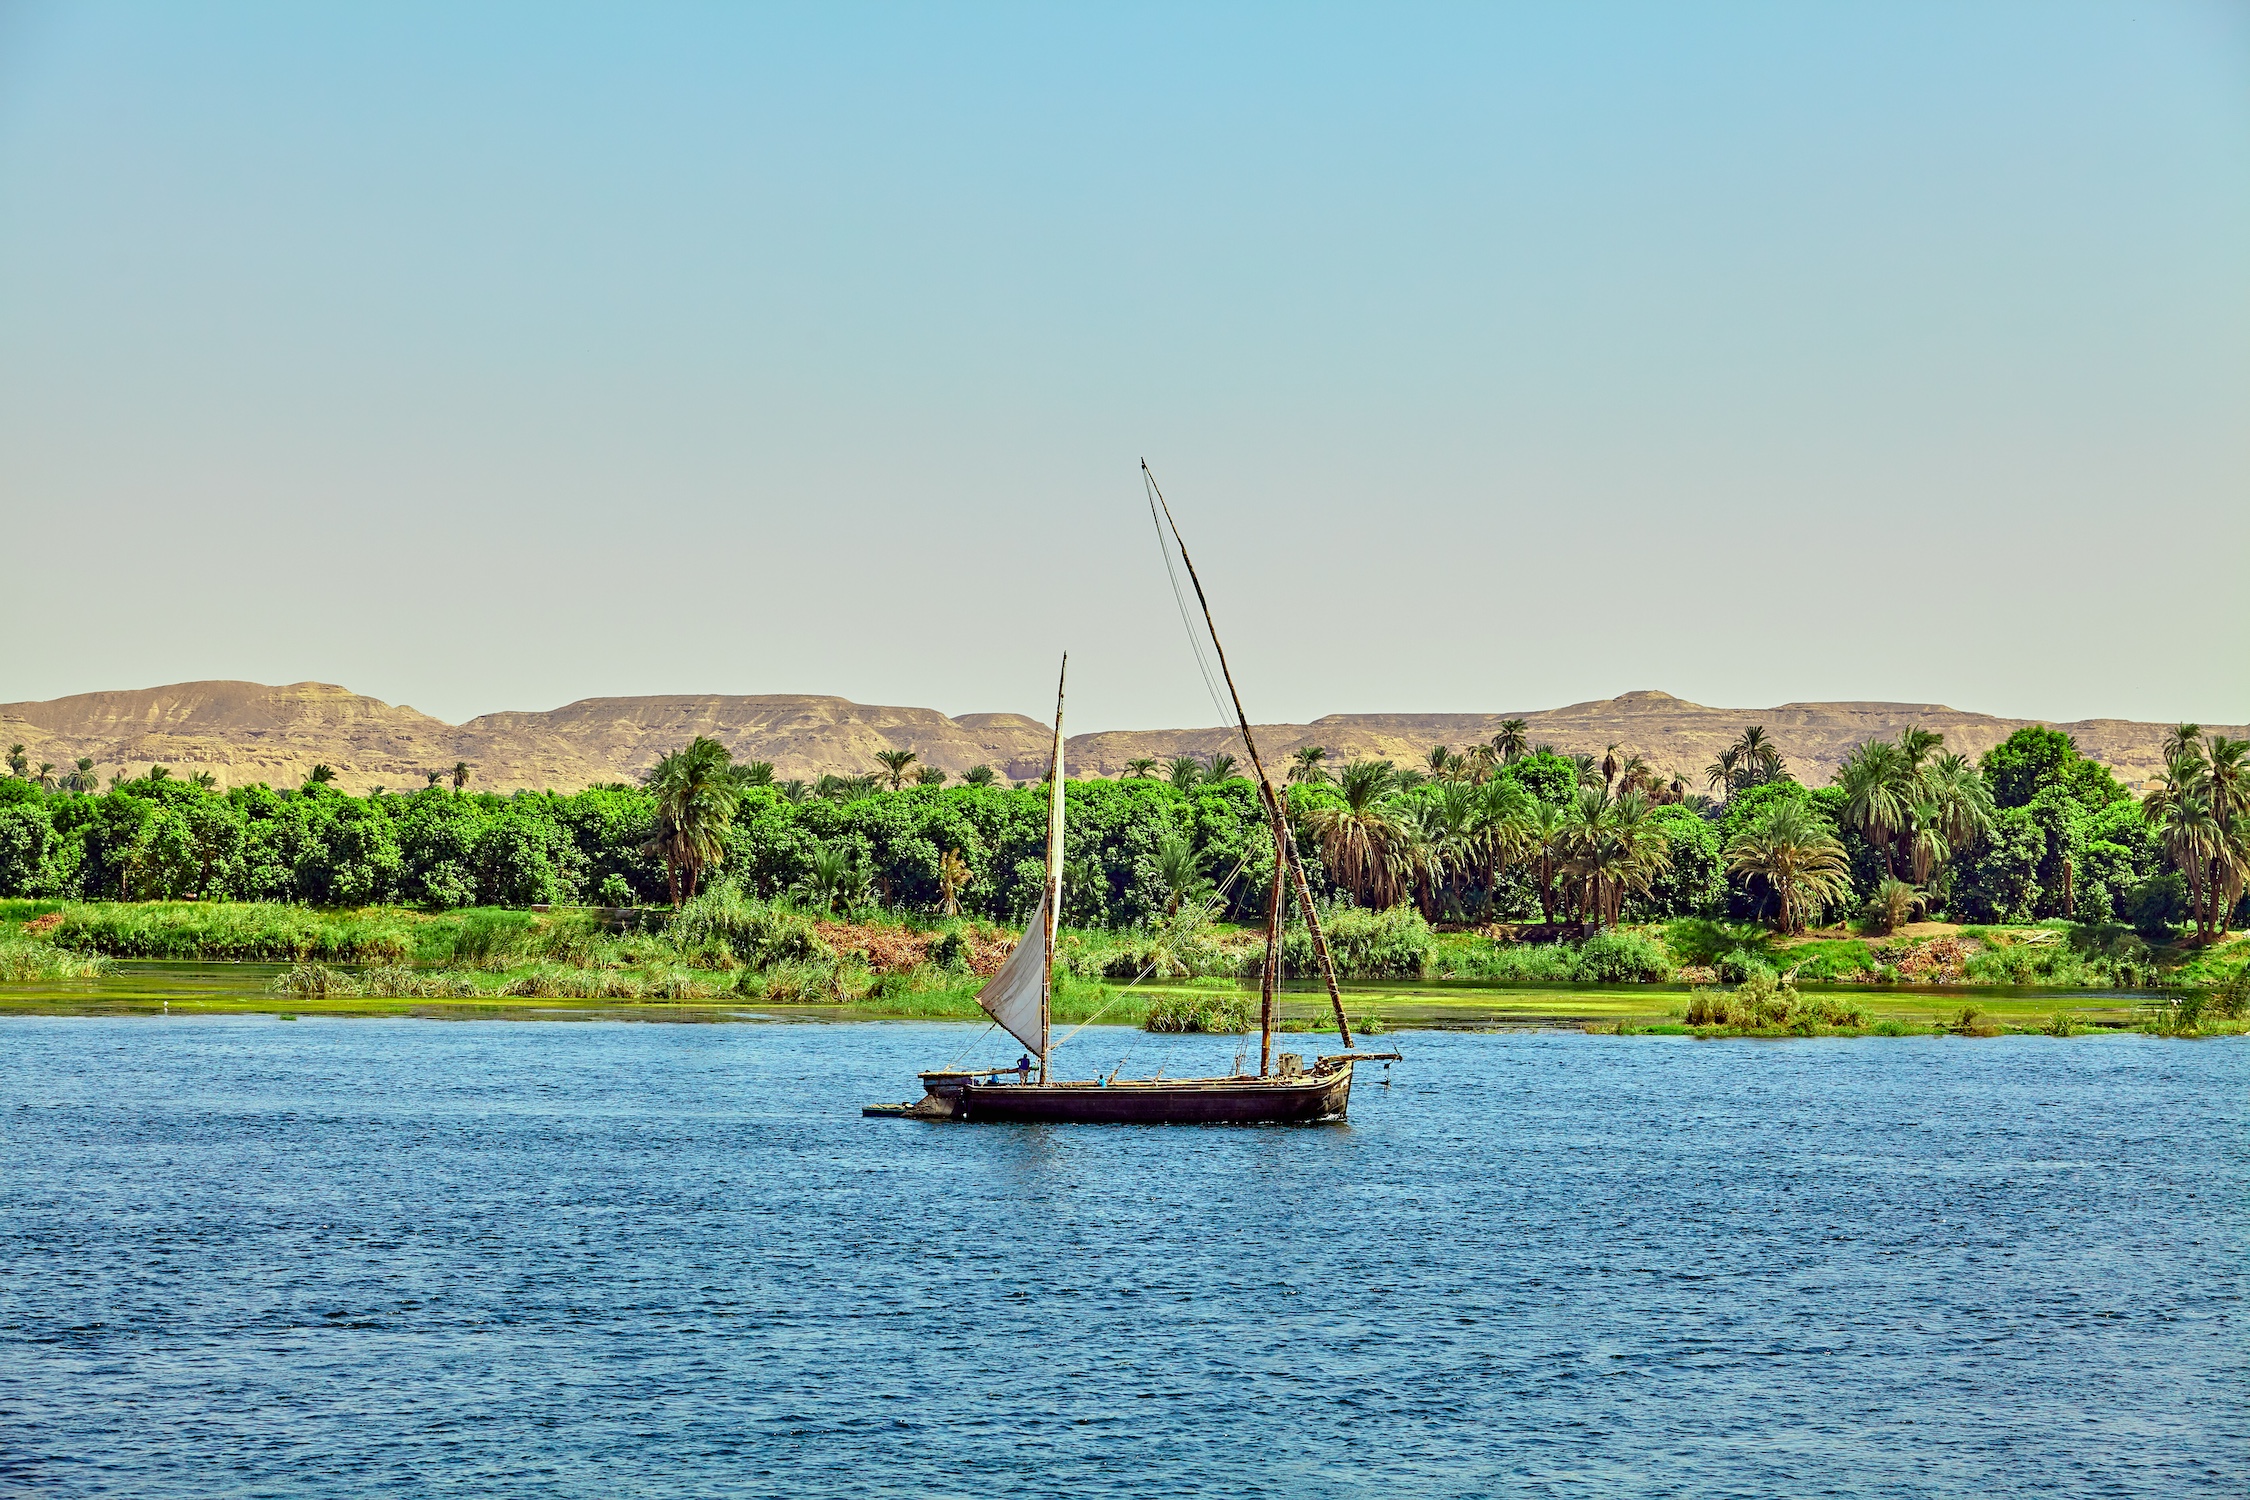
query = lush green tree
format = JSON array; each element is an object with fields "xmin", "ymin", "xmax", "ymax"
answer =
[
  {"xmin": 1166, "ymin": 756, "xmax": 1204, "ymax": 792},
  {"xmin": 1287, "ymin": 745, "xmax": 1332, "ymax": 785},
  {"xmin": 1724, "ymin": 798, "xmax": 1852, "ymax": 934},
  {"xmin": 1299, "ymin": 761, "xmax": 1401, "ymax": 910},
  {"xmin": 641, "ymin": 737, "xmax": 737, "ymax": 906},
  {"xmin": 1625, "ymin": 805, "xmax": 1722, "ymax": 920},
  {"xmin": 1980, "ymin": 726, "xmax": 2080, "ymax": 809}
]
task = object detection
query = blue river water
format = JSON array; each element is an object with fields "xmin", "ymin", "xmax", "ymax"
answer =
[{"xmin": 1, "ymin": 1018, "xmax": 2242, "ymax": 1499}]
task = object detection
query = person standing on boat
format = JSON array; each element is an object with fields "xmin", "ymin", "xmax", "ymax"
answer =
[{"xmin": 1015, "ymin": 1053, "xmax": 1032, "ymax": 1085}]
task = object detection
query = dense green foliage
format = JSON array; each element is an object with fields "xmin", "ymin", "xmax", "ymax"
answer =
[{"xmin": 1, "ymin": 717, "xmax": 2240, "ymax": 951}]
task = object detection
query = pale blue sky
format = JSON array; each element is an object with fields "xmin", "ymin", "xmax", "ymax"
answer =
[{"xmin": 2, "ymin": 2, "xmax": 2244, "ymax": 732}]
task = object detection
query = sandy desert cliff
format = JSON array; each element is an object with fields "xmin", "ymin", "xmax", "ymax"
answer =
[{"xmin": 1, "ymin": 680, "xmax": 2235, "ymax": 797}]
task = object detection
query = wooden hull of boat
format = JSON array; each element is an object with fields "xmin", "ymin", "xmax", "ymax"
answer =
[{"xmin": 915, "ymin": 1061, "xmax": 1356, "ymax": 1125}]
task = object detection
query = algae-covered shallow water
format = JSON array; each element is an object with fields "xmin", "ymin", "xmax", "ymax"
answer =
[{"xmin": 1, "ymin": 1016, "xmax": 2242, "ymax": 1498}]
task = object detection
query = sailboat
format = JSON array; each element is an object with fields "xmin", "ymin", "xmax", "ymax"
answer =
[{"xmin": 866, "ymin": 467, "xmax": 1400, "ymax": 1125}]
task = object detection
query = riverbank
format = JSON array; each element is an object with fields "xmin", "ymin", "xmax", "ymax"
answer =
[
  {"xmin": 3, "ymin": 897, "xmax": 2243, "ymax": 1038},
  {"xmin": 7, "ymin": 959, "xmax": 2239, "ymax": 1039}
]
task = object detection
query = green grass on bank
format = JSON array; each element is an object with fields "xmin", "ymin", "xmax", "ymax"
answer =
[{"xmin": 3, "ymin": 897, "xmax": 2246, "ymax": 1041}]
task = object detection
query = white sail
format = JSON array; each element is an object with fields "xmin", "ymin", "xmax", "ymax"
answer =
[{"xmin": 976, "ymin": 891, "xmax": 1050, "ymax": 1055}]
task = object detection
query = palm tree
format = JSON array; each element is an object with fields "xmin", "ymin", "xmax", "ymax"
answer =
[
  {"xmin": 146, "ymin": 765, "xmax": 171, "ymax": 783},
  {"xmin": 1600, "ymin": 744, "xmax": 1619, "ymax": 792},
  {"xmin": 2146, "ymin": 736, "xmax": 2250, "ymax": 942},
  {"xmin": 915, "ymin": 765, "xmax": 948, "ymax": 786},
  {"xmin": 1287, "ymin": 745, "xmax": 1333, "ymax": 785},
  {"xmin": 1897, "ymin": 725, "xmax": 1944, "ymax": 771},
  {"xmin": 425, "ymin": 770, "xmax": 444, "ymax": 789},
  {"xmin": 1735, "ymin": 726, "xmax": 1781, "ymax": 778},
  {"xmin": 936, "ymin": 849, "xmax": 973, "ymax": 917},
  {"xmin": 1705, "ymin": 746, "xmax": 1740, "ymax": 798},
  {"xmin": 189, "ymin": 771, "xmax": 217, "ymax": 790},
  {"xmin": 1724, "ymin": 800, "xmax": 1852, "ymax": 935},
  {"xmin": 1300, "ymin": 761, "xmax": 1402, "ymax": 909},
  {"xmin": 1569, "ymin": 752, "xmax": 1600, "ymax": 788},
  {"xmin": 452, "ymin": 762, "xmax": 472, "ymax": 792},
  {"xmin": 33, "ymin": 762, "xmax": 55, "ymax": 790},
  {"xmin": 1922, "ymin": 753, "xmax": 1994, "ymax": 867},
  {"xmin": 5, "ymin": 745, "xmax": 25, "ymax": 778},
  {"xmin": 640, "ymin": 736, "xmax": 737, "ymax": 907},
  {"xmin": 733, "ymin": 760, "xmax": 776, "ymax": 787},
  {"xmin": 1167, "ymin": 756, "xmax": 1204, "ymax": 792},
  {"xmin": 797, "ymin": 844, "xmax": 860, "ymax": 914},
  {"xmin": 1836, "ymin": 739, "xmax": 1913, "ymax": 876},
  {"xmin": 874, "ymin": 748, "xmax": 919, "ymax": 791},
  {"xmin": 778, "ymin": 778, "xmax": 812, "ymax": 803},
  {"xmin": 67, "ymin": 758, "xmax": 96, "ymax": 793},
  {"xmin": 2162, "ymin": 724, "xmax": 2205, "ymax": 764},
  {"xmin": 962, "ymin": 765, "xmax": 997, "ymax": 788},
  {"xmin": 1492, "ymin": 720, "xmax": 1529, "ymax": 764},
  {"xmin": 1522, "ymin": 799, "xmax": 1570, "ymax": 925},
  {"xmin": 1151, "ymin": 828, "xmax": 1211, "ymax": 917},
  {"xmin": 307, "ymin": 764, "xmax": 337, "ymax": 787},
  {"xmin": 1205, "ymin": 751, "xmax": 1238, "ymax": 782},
  {"xmin": 1426, "ymin": 745, "xmax": 1453, "ymax": 780},
  {"xmin": 1123, "ymin": 757, "xmax": 1159, "ymax": 780}
]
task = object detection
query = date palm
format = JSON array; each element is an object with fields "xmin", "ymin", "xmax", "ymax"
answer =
[
  {"xmin": 1167, "ymin": 756, "xmax": 1204, "ymax": 792},
  {"xmin": 1521, "ymin": 799, "xmax": 1570, "ymax": 925},
  {"xmin": 1124, "ymin": 757, "xmax": 1159, "ymax": 780},
  {"xmin": 1205, "ymin": 751, "xmax": 1238, "ymax": 782},
  {"xmin": 1836, "ymin": 739, "xmax": 1913, "ymax": 876},
  {"xmin": 778, "ymin": 778, "xmax": 812, "ymax": 803},
  {"xmin": 1922, "ymin": 753, "xmax": 1994, "ymax": 863},
  {"xmin": 1734, "ymin": 725, "xmax": 1781, "ymax": 777},
  {"xmin": 936, "ymin": 849, "xmax": 973, "ymax": 917},
  {"xmin": 1287, "ymin": 745, "xmax": 1333, "ymax": 785},
  {"xmin": 797, "ymin": 844, "xmax": 862, "ymax": 914},
  {"xmin": 1300, "ymin": 760, "xmax": 1402, "ymax": 909},
  {"xmin": 33, "ymin": 762, "xmax": 55, "ymax": 790},
  {"xmin": 425, "ymin": 770, "xmax": 444, "ymax": 789},
  {"xmin": 1724, "ymin": 799, "xmax": 1852, "ymax": 935},
  {"xmin": 4, "ymin": 744, "xmax": 25, "ymax": 778},
  {"xmin": 1151, "ymin": 828, "xmax": 1212, "ymax": 917},
  {"xmin": 452, "ymin": 762, "xmax": 472, "ymax": 792},
  {"xmin": 874, "ymin": 747, "xmax": 919, "ymax": 791},
  {"xmin": 915, "ymin": 765, "xmax": 947, "ymax": 786},
  {"xmin": 1705, "ymin": 746, "xmax": 1740, "ymax": 798},
  {"xmin": 733, "ymin": 760, "xmax": 776, "ymax": 788},
  {"xmin": 1897, "ymin": 725, "xmax": 1944, "ymax": 771},
  {"xmin": 1492, "ymin": 719, "xmax": 1529, "ymax": 765},
  {"xmin": 962, "ymin": 765, "xmax": 997, "ymax": 788},
  {"xmin": 68, "ymin": 757, "xmax": 96, "ymax": 793},
  {"xmin": 1600, "ymin": 744, "xmax": 1619, "ymax": 792},
  {"xmin": 640, "ymin": 736, "xmax": 737, "ymax": 907}
]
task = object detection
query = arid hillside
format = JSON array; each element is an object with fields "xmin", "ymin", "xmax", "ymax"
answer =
[{"xmin": 0, "ymin": 680, "xmax": 2230, "ymax": 795}]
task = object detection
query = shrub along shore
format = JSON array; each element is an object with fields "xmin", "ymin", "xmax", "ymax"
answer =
[{"xmin": 3, "ymin": 894, "xmax": 2243, "ymax": 1039}]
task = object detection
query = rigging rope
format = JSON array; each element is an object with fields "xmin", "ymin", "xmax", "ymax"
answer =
[{"xmin": 1145, "ymin": 466, "xmax": 1235, "ymax": 732}]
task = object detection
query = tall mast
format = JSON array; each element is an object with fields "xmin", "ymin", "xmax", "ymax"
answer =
[
  {"xmin": 1142, "ymin": 461, "xmax": 1355, "ymax": 1060},
  {"xmin": 1038, "ymin": 653, "xmax": 1067, "ymax": 1083}
]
